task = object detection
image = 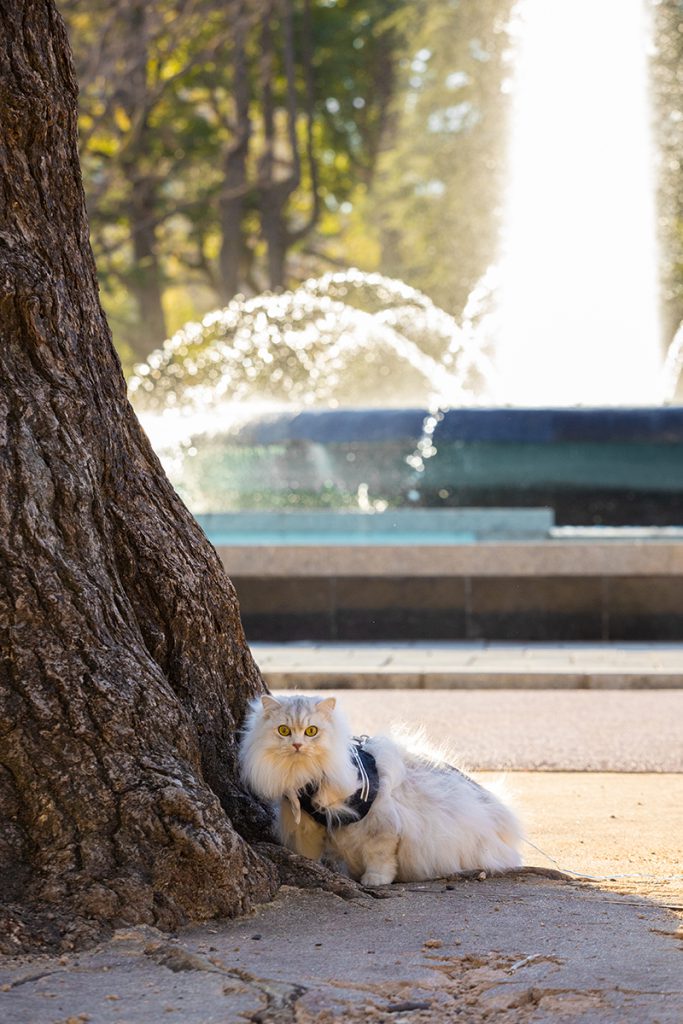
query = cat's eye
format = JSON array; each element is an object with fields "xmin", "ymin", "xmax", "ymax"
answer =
[
  {"xmin": 277, "ymin": 725, "xmax": 291, "ymax": 736},
  {"xmin": 304, "ymin": 725, "xmax": 318, "ymax": 737}
]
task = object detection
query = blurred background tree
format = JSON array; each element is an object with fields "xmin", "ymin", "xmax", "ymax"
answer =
[
  {"xmin": 652, "ymin": 0, "xmax": 683, "ymax": 351},
  {"xmin": 62, "ymin": 0, "xmax": 682, "ymax": 376},
  {"xmin": 61, "ymin": 0, "xmax": 514, "ymax": 371},
  {"xmin": 61, "ymin": 0, "xmax": 408, "ymax": 365},
  {"xmin": 365, "ymin": 0, "xmax": 513, "ymax": 317}
]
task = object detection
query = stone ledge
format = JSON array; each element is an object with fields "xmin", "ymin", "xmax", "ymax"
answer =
[
  {"xmin": 217, "ymin": 541, "xmax": 683, "ymax": 577},
  {"xmin": 262, "ymin": 669, "xmax": 683, "ymax": 689}
]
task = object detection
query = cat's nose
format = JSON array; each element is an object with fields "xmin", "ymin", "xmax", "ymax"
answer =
[{"xmin": 292, "ymin": 742, "xmax": 302, "ymax": 751}]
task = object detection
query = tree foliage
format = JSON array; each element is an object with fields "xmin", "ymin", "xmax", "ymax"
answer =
[
  {"xmin": 62, "ymin": 0, "xmax": 512, "ymax": 366},
  {"xmin": 62, "ymin": 0, "xmax": 408, "ymax": 365},
  {"xmin": 61, "ymin": 0, "xmax": 683, "ymax": 374},
  {"xmin": 652, "ymin": 0, "xmax": 683, "ymax": 352},
  {"xmin": 365, "ymin": 0, "xmax": 513, "ymax": 317}
]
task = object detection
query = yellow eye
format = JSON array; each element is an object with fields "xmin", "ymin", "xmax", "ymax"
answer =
[
  {"xmin": 277, "ymin": 725, "xmax": 291, "ymax": 736},
  {"xmin": 304, "ymin": 725, "xmax": 318, "ymax": 737}
]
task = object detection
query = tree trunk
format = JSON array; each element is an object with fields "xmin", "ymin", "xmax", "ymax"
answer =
[
  {"xmin": 257, "ymin": 0, "xmax": 297, "ymax": 291},
  {"xmin": 218, "ymin": 2, "xmax": 251, "ymax": 302},
  {"xmin": 119, "ymin": 0, "xmax": 168, "ymax": 358},
  {"xmin": 0, "ymin": 0, "xmax": 277, "ymax": 955},
  {"xmin": 127, "ymin": 172, "xmax": 169, "ymax": 358},
  {"xmin": 260, "ymin": 186, "xmax": 291, "ymax": 290}
]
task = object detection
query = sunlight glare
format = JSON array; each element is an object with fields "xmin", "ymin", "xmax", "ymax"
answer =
[{"xmin": 497, "ymin": 0, "xmax": 662, "ymax": 406}]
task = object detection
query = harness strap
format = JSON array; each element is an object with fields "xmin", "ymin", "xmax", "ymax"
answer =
[{"xmin": 298, "ymin": 739, "xmax": 379, "ymax": 829}]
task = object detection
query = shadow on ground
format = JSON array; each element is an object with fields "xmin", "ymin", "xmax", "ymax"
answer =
[{"xmin": 1, "ymin": 870, "xmax": 682, "ymax": 1024}]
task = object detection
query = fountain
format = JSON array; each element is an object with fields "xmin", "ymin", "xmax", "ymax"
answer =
[
  {"xmin": 128, "ymin": 1, "xmax": 683, "ymax": 640},
  {"xmin": 131, "ymin": 270, "xmax": 491, "ymax": 518},
  {"xmin": 131, "ymin": 265, "xmax": 683, "ymax": 527}
]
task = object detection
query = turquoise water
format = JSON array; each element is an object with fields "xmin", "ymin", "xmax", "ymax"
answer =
[
  {"xmin": 196, "ymin": 509, "xmax": 554, "ymax": 545},
  {"xmin": 205, "ymin": 530, "xmax": 478, "ymax": 546}
]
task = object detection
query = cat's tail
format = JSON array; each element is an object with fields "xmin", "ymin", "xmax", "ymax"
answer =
[{"xmin": 484, "ymin": 777, "xmax": 524, "ymax": 869}]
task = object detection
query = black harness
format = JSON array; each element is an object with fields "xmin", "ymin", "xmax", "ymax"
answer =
[{"xmin": 298, "ymin": 738, "xmax": 379, "ymax": 829}]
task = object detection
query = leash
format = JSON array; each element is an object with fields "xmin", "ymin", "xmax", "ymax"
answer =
[
  {"xmin": 524, "ymin": 837, "xmax": 683, "ymax": 884},
  {"xmin": 295, "ymin": 735, "xmax": 682, "ymax": 885}
]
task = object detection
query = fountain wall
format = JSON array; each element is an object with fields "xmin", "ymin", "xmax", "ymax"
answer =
[
  {"xmin": 179, "ymin": 406, "xmax": 683, "ymax": 526},
  {"xmin": 219, "ymin": 535, "xmax": 683, "ymax": 644}
]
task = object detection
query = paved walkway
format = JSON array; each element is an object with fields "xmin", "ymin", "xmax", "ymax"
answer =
[
  {"xmin": 252, "ymin": 641, "xmax": 683, "ymax": 688},
  {"xmin": 270, "ymin": 688, "xmax": 683, "ymax": 772},
  {"xmin": 4, "ymin": 649, "xmax": 682, "ymax": 1022},
  {"xmin": 4, "ymin": 774, "xmax": 682, "ymax": 1023},
  {"xmin": 4, "ymin": 647, "xmax": 683, "ymax": 1023}
]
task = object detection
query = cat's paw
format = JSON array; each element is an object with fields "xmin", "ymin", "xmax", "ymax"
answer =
[{"xmin": 361, "ymin": 869, "xmax": 395, "ymax": 886}]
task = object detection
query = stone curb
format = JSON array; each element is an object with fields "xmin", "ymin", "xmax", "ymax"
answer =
[{"xmin": 262, "ymin": 669, "xmax": 683, "ymax": 689}]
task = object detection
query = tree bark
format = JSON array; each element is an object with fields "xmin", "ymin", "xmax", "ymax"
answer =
[{"xmin": 0, "ymin": 0, "xmax": 277, "ymax": 954}]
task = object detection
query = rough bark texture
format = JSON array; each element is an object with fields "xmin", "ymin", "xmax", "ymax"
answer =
[{"xmin": 0, "ymin": 0, "xmax": 278, "ymax": 954}]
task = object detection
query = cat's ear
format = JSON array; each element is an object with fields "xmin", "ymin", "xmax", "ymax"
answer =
[
  {"xmin": 316, "ymin": 697, "xmax": 336, "ymax": 716},
  {"xmin": 261, "ymin": 695, "xmax": 281, "ymax": 713}
]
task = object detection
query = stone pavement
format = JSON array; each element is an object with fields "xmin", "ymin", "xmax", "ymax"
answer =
[
  {"xmin": 252, "ymin": 641, "xmax": 683, "ymax": 689},
  {"xmin": 272, "ymin": 687, "xmax": 683, "ymax": 771},
  {"xmin": 2, "ymin": 772, "xmax": 682, "ymax": 1024},
  {"xmin": 2, "ymin": 674, "xmax": 682, "ymax": 1023}
]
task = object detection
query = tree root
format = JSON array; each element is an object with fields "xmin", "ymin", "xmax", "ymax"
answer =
[
  {"xmin": 0, "ymin": 857, "xmax": 574, "ymax": 957},
  {"xmin": 254, "ymin": 842, "xmax": 394, "ymax": 901},
  {"xmin": 0, "ymin": 902, "xmax": 105, "ymax": 957}
]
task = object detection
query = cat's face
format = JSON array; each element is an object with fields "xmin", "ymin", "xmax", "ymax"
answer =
[
  {"xmin": 240, "ymin": 692, "xmax": 356, "ymax": 794},
  {"xmin": 259, "ymin": 694, "xmax": 337, "ymax": 765},
  {"xmin": 240, "ymin": 692, "xmax": 353, "ymax": 797}
]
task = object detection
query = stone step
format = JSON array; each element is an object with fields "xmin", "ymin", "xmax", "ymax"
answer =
[{"xmin": 250, "ymin": 641, "xmax": 683, "ymax": 689}]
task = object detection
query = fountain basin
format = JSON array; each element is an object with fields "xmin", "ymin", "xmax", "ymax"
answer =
[
  {"xmin": 153, "ymin": 404, "xmax": 683, "ymax": 642},
  {"xmin": 183, "ymin": 406, "xmax": 683, "ymax": 643},
  {"xmin": 181, "ymin": 406, "xmax": 683, "ymax": 525},
  {"xmin": 196, "ymin": 507, "xmax": 554, "ymax": 545},
  {"xmin": 218, "ymin": 537, "xmax": 683, "ymax": 643}
]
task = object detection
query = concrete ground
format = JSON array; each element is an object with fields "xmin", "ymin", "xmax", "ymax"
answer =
[
  {"xmin": 252, "ymin": 641, "xmax": 683, "ymax": 689},
  {"xmin": 274, "ymin": 687, "xmax": 683, "ymax": 771},
  {"xmin": 2, "ymin": 683, "xmax": 682, "ymax": 1023}
]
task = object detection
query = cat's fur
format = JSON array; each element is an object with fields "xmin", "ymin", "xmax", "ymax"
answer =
[{"xmin": 239, "ymin": 694, "xmax": 522, "ymax": 884}]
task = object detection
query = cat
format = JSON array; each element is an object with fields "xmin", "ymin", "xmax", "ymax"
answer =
[{"xmin": 239, "ymin": 693, "xmax": 523, "ymax": 885}]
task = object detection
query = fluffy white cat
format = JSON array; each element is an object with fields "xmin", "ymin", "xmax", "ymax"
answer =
[{"xmin": 239, "ymin": 694, "xmax": 522, "ymax": 885}]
